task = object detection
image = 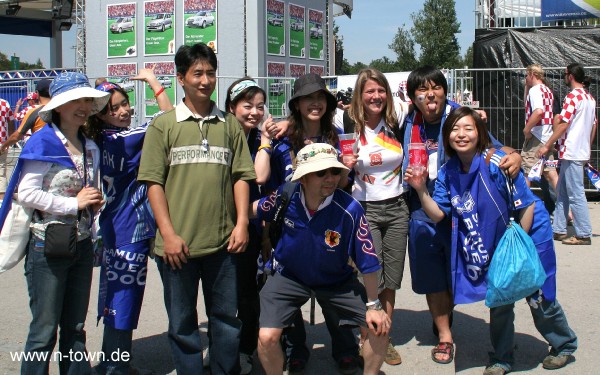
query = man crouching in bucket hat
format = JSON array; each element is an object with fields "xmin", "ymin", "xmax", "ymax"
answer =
[{"xmin": 251, "ymin": 143, "xmax": 391, "ymax": 375}]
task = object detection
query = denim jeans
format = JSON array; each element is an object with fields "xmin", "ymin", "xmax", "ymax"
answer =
[
  {"xmin": 489, "ymin": 298, "xmax": 578, "ymax": 371},
  {"xmin": 98, "ymin": 325, "xmax": 132, "ymax": 375},
  {"xmin": 553, "ymin": 160, "xmax": 592, "ymax": 237},
  {"xmin": 22, "ymin": 236, "xmax": 94, "ymax": 375},
  {"xmin": 156, "ymin": 249, "xmax": 241, "ymax": 375}
]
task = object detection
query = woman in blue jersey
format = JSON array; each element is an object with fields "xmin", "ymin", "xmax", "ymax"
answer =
[
  {"xmin": 404, "ymin": 107, "xmax": 577, "ymax": 375},
  {"xmin": 224, "ymin": 77, "xmax": 266, "ymax": 375},
  {"xmin": 86, "ymin": 69, "xmax": 172, "ymax": 375},
  {"xmin": 254, "ymin": 73, "xmax": 359, "ymax": 374},
  {"xmin": 341, "ymin": 68, "xmax": 407, "ymax": 366}
]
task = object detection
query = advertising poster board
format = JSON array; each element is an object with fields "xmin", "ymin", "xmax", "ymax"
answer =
[
  {"xmin": 144, "ymin": 61, "xmax": 175, "ymax": 117},
  {"xmin": 309, "ymin": 65, "xmax": 324, "ymax": 76},
  {"xmin": 266, "ymin": 0, "xmax": 286, "ymax": 56},
  {"xmin": 144, "ymin": 0, "xmax": 175, "ymax": 56},
  {"xmin": 289, "ymin": 63, "xmax": 306, "ymax": 98},
  {"xmin": 183, "ymin": 0, "xmax": 217, "ymax": 51},
  {"xmin": 108, "ymin": 63, "xmax": 138, "ymax": 109},
  {"xmin": 288, "ymin": 3, "xmax": 305, "ymax": 58},
  {"xmin": 107, "ymin": 3, "xmax": 137, "ymax": 58},
  {"xmin": 308, "ymin": 9, "xmax": 324, "ymax": 60},
  {"xmin": 541, "ymin": 0, "xmax": 600, "ymax": 21},
  {"xmin": 267, "ymin": 61, "xmax": 287, "ymax": 118}
]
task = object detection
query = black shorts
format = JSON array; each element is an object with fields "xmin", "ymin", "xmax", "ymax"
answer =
[{"xmin": 259, "ymin": 272, "xmax": 368, "ymax": 329}]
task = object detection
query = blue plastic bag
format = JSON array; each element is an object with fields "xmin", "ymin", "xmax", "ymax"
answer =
[{"xmin": 485, "ymin": 218, "xmax": 547, "ymax": 308}]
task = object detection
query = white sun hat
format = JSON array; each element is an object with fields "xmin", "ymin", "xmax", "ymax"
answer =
[
  {"xmin": 291, "ymin": 143, "xmax": 349, "ymax": 182},
  {"xmin": 39, "ymin": 72, "xmax": 110, "ymax": 123}
]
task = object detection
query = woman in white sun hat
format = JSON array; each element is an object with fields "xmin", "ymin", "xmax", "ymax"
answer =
[{"xmin": 16, "ymin": 71, "xmax": 109, "ymax": 374}]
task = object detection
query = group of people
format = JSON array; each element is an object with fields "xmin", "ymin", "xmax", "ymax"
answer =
[{"xmin": 0, "ymin": 41, "xmax": 595, "ymax": 375}]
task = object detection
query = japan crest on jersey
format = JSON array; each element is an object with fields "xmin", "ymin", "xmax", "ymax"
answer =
[{"xmin": 324, "ymin": 229, "xmax": 340, "ymax": 248}]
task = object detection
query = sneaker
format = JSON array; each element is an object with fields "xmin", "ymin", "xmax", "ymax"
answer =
[
  {"xmin": 287, "ymin": 358, "xmax": 306, "ymax": 375},
  {"xmin": 385, "ymin": 340, "xmax": 402, "ymax": 365},
  {"xmin": 337, "ymin": 356, "xmax": 359, "ymax": 375},
  {"xmin": 240, "ymin": 353, "xmax": 253, "ymax": 375},
  {"xmin": 542, "ymin": 353, "xmax": 571, "ymax": 369},
  {"xmin": 562, "ymin": 236, "xmax": 591, "ymax": 245},
  {"xmin": 553, "ymin": 233, "xmax": 568, "ymax": 241},
  {"xmin": 202, "ymin": 347, "xmax": 210, "ymax": 368},
  {"xmin": 483, "ymin": 364, "xmax": 506, "ymax": 375}
]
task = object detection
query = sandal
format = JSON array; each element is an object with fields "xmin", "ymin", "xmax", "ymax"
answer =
[
  {"xmin": 562, "ymin": 236, "xmax": 591, "ymax": 245},
  {"xmin": 431, "ymin": 342, "xmax": 455, "ymax": 364}
]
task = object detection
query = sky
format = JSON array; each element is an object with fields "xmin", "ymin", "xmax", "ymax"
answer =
[
  {"xmin": 2, "ymin": 0, "xmax": 476, "ymax": 69},
  {"xmin": 335, "ymin": 0, "xmax": 476, "ymax": 64}
]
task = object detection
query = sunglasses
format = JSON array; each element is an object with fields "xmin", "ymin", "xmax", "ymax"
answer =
[{"xmin": 315, "ymin": 168, "xmax": 342, "ymax": 177}]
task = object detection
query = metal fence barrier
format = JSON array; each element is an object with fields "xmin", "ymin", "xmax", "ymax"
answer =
[{"xmin": 448, "ymin": 67, "xmax": 600, "ymax": 191}]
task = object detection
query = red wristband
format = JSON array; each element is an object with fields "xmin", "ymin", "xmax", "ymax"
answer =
[{"xmin": 154, "ymin": 87, "xmax": 165, "ymax": 98}]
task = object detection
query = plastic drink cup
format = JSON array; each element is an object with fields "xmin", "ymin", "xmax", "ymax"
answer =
[
  {"xmin": 408, "ymin": 142, "xmax": 428, "ymax": 175},
  {"xmin": 339, "ymin": 133, "xmax": 356, "ymax": 156}
]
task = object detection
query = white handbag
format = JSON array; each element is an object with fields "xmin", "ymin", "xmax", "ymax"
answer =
[{"xmin": 0, "ymin": 199, "xmax": 33, "ymax": 273}]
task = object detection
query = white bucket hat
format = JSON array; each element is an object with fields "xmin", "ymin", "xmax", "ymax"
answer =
[
  {"xmin": 291, "ymin": 143, "xmax": 349, "ymax": 182},
  {"xmin": 39, "ymin": 72, "xmax": 110, "ymax": 123}
]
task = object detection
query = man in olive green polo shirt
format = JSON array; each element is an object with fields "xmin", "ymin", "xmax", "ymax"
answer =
[{"xmin": 138, "ymin": 43, "xmax": 256, "ymax": 375}]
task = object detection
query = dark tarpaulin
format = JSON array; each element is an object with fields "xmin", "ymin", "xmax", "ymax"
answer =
[
  {"xmin": 473, "ymin": 27, "xmax": 600, "ymax": 69},
  {"xmin": 472, "ymin": 27, "xmax": 600, "ymax": 189}
]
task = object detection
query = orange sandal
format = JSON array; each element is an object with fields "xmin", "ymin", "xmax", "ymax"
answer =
[{"xmin": 431, "ymin": 342, "xmax": 455, "ymax": 364}]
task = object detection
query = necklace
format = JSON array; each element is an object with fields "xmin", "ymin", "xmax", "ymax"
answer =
[{"xmin": 194, "ymin": 116, "xmax": 210, "ymax": 153}]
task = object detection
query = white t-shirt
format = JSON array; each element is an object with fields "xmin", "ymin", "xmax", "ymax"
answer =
[
  {"xmin": 557, "ymin": 88, "xmax": 597, "ymax": 161},
  {"xmin": 351, "ymin": 119, "xmax": 405, "ymax": 201},
  {"xmin": 526, "ymin": 83, "xmax": 554, "ymax": 143}
]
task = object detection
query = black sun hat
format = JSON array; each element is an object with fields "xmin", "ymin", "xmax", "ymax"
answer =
[{"xmin": 288, "ymin": 73, "xmax": 337, "ymax": 112}]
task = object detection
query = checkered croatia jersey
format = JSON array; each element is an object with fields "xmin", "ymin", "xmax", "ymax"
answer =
[
  {"xmin": 557, "ymin": 88, "xmax": 597, "ymax": 160},
  {"xmin": 0, "ymin": 99, "xmax": 15, "ymax": 143}
]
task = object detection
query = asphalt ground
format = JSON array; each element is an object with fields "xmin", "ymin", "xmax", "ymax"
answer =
[{"xmin": 0, "ymin": 201, "xmax": 598, "ymax": 375}]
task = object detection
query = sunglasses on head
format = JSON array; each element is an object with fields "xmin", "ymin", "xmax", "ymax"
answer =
[{"xmin": 315, "ymin": 168, "xmax": 342, "ymax": 177}]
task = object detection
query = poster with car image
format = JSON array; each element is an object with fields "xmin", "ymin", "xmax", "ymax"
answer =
[
  {"xmin": 266, "ymin": 0, "xmax": 285, "ymax": 56},
  {"xmin": 108, "ymin": 63, "xmax": 138, "ymax": 110},
  {"xmin": 288, "ymin": 3, "xmax": 305, "ymax": 58},
  {"xmin": 183, "ymin": 0, "xmax": 217, "ymax": 51},
  {"xmin": 107, "ymin": 3, "xmax": 137, "ymax": 58},
  {"xmin": 267, "ymin": 62, "xmax": 287, "ymax": 118},
  {"xmin": 144, "ymin": 62, "xmax": 176, "ymax": 117},
  {"xmin": 308, "ymin": 9, "xmax": 324, "ymax": 60},
  {"xmin": 144, "ymin": 0, "xmax": 175, "ymax": 56}
]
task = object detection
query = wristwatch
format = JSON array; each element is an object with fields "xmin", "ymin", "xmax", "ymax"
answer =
[{"xmin": 366, "ymin": 299, "xmax": 383, "ymax": 311}]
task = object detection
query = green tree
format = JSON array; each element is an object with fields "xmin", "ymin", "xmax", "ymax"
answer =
[
  {"xmin": 338, "ymin": 58, "xmax": 353, "ymax": 75},
  {"xmin": 349, "ymin": 61, "xmax": 368, "ymax": 74},
  {"xmin": 0, "ymin": 52, "xmax": 11, "ymax": 71},
  {"xmin": 0, "ymin": 52, "xmax": 45, "ymax": 70},
  {"xmin": 388, "ymin": 24, "xmax": 418, "ymax": 71},
  {"xmin": 369, "ymin": 56, "xmax": 400, "ymax": 73},
  {"xmin": 460, "ymin": 46, "xmax": 474, "ymax": 68},
  {"xmin": 411, "ymin": 0, "xmax": 461, "ymax": 68}
]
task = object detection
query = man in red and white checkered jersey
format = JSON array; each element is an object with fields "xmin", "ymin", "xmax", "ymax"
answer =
[
  {"xmin": 0, "ymin": 97, "xmax": 15, "ymax": 199},
  {"xmin": 521, "ymin": 64, "xmax": 559, "ymax": 192},
  {"xmin": 539, "ymin": 63, "xmax": 597, "ymax": 246},
  {"xmin": 13, "ymin": 92, "xmax": 40, "ymax": 123}
]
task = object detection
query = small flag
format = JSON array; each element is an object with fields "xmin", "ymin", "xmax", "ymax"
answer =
[
  {"xmin": 527, "ymin": 157, "xmax": 544, "ymax": 182},
  {"xmin": 585, "ymin": 163, "xmax": 600, "ymax": 191}
]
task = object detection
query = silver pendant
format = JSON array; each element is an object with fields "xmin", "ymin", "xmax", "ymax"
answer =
[{"xmin": 201, "ymin": 139, "xmax": 209, "ymax": 152}]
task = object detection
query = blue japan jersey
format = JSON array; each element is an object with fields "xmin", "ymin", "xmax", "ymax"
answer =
[
  {"xmin": 100, "ymin": 123, "xmax": 155, "ymax": 248},
  {"xmin": 257, "ymin": 184, "xmax": 380, "ymax": 288}
]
